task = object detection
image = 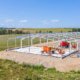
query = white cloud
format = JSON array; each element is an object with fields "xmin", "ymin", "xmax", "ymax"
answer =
[
  {"xmin": 20, "ymin": 20, "xmax": 28, "ymax": 22},
  {"xmin": 55, "ymin": 20, "xmax": 59, "ymax": 21},
  {"xmin": 0, "ymin": 24, "xmax": 4, "ymax": 25},
  {"xmin": 5, "ymin": 20, "xmax": 13, "ymax": 22},
  {"xmin": 51, "ymin": 19, "xmax": 59, "ymax": 22},
  {"xmin": 42, "ymin": 20, "xmax": 49, "ymax": 25}
]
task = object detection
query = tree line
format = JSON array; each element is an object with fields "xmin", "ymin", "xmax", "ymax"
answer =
[
  {"xmin": 37, "ymin": 28, "xmax": 80, "ymax": 33},
  {"xmin": 72, "ymin": 28, "xmax": 80, "ymax": 32},
  {"xmin": 0, "ymin": 28, "xmax": 80, "ymax": 35},
  {"xmin": 0, "ymin": 29, "xmax": 30, "ymax": 35}
]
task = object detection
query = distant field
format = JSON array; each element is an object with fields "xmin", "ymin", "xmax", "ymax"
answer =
[
  {"xmin": 21, "ymin": 28, "xmax": 72, "ymax": 33},
  {"xmin": 7, "ymin": 28, "xmax": 72, "ymax": 33}
]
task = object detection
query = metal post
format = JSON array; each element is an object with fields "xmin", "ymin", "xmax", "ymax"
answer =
[
  {"xmin": 61, "ymin": 41, "xmax": 62, "ymax": 59},
  {"xmin": 58, "ymin": 35, "xmax": 59, "ymax": 41},
  {"xmin": 69, "ymin": 41, "xmax": 71, "ymax": 54},
  {"xmin": 44, "ymin": 37, "xmax": 45, "ymax": 43},
  {"xmin": 53, "ymin": 37, "xmax": 54, "ymax": 43},
  {"xmin": 47, "ymin": 36, "xmax": 49, "ymax": 55},
  {"xmin": 76, "ymin": 33, "xmax": 77, "ymax": 38},
  {"xmin": 77, "ymin": 39, "xmax": 78, "ymax": 50},
  {"xmin": 40, "ymin": 37, "xmax": 41, "ymax": 46},
  {"xmin": 7, "ymin": 39, "xmax": 8, "ymax": 51},
  {"xmin": 65, "ymin": 35, "xmax": 67, "ymax": 40},
  {"xmin": 29, "ymin": 34, "xmax": 30, "ymax": 53},
  {"xmin": 21, "ymin": 38, "xmax": 22, "ymax": 49},
  {"xmin": 28, "ymin": 36, "xmax": 29, "ymax": 46},
  {"xmin": 31, "ymin": 37, "xmax": 33, "ymax": 46},
  {"xmin": 47, "ymin": 36, "xmax": 48, "ymax": 45},
  {"xmin": 59, "ymin": 40, "xmax": 60, "ymax": 47},
  {"xmin": 15, "ymin": 38, "xmax": 17, "ymax": 53},
  {"xmin": 15, "ymin": 38, "xmax": 16, "ymax": 48}
]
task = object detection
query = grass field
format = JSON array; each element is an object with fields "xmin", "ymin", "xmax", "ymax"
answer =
[
  {"xmin": 0, "ymin": 34, "xmax": 24, "ymax": 51},
  {"xmin": 0, "ymin": 34, "xmax": 47, "ymax": 51},
  {"xmin": 0, "ymin": 59, "xmax": 80, "ymax": 80},
  {"xmin": 21, "ymin": 28, "xmax": 72, "ymax": 33}
]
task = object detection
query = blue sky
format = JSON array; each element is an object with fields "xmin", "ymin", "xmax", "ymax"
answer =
[{"xmin": 0, "ymin": 0, "xmax": 80, "ymax": 28}]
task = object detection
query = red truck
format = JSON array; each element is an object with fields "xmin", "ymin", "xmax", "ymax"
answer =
[{"xmin": 60, "ymin": 41, "xmax": 76, "ymax": 48}]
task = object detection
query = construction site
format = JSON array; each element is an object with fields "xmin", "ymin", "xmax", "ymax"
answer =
[{"xmin": 0, "ymin": 32, "xmax": 80, "ymax": 72}]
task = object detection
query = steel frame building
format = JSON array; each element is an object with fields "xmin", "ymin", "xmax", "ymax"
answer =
[{"xmin": 7, "ymin": 32, "xmax": 80, "ymax": 59}]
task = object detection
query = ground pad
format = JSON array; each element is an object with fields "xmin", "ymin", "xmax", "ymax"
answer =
[
  {"xmin": 12, "ymin": 46, "xmax": 77, "ymax": 58},
  {"xmin": 12, "ymin": 46, "xmax": 43, "ymax": 54}
]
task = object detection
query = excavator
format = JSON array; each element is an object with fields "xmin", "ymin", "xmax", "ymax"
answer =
[{"xmin": 43, "ymin": 46, "xmax": 65, "ymax": 55}]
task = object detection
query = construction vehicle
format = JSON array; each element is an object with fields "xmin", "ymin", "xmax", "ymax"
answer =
[
  {"xmin": 60, "ymin": 41, "xmax": 76, "ymax": 48},
  {"xmin": 43, "ymin": 46, "xmax": 65, "ymax": 55}
]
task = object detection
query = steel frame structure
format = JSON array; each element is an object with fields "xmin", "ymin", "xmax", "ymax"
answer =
[{"xmin": 7, "ymin": 32, "xmax": 80, "ymax": 59}]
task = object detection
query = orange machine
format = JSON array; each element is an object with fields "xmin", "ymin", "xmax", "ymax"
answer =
[
  {"xmin": 43, "ymin": 46, "xmax": 65, "ymax": 55},
  {"xmin": 56, "ymin": 48, "xmax": 65, "ymax": 55},
  {"xmin": 43, "ymin": 46, "xmax": 52, "ymax": 52}
]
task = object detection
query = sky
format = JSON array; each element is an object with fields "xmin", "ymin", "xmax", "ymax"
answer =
[{"xmin": 0, "ymin": 0, "xmax": 80, "ymax": 28}]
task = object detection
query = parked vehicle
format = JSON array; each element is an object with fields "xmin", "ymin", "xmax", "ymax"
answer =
[
  {"xmin": 60, "ymin": 41, "xmax": 69, "ymax": 48},
  {"xmin": 60, "ymin": 41, "xmax": 76, "ymax": 48}
]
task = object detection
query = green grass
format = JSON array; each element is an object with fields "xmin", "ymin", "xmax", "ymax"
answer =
[
  {"xmin": 0, "ymin": 59, "xmax": 80, "ymax": 80},
  {"xmin": 0, "ymin": 34, "xmax": 26, "ymax": 51},
  {"xmin": 21, "ymin": 28, "xmax": 72, "ymax": 32},
  {"xmin": 0, "ymin": 34, "xmax": 48, "ymax": 51}
]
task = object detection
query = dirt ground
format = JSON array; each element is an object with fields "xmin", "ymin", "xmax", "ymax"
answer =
[{"xmin": 0, "ymin": 40, "xmax": 80, "ymax": 72}]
